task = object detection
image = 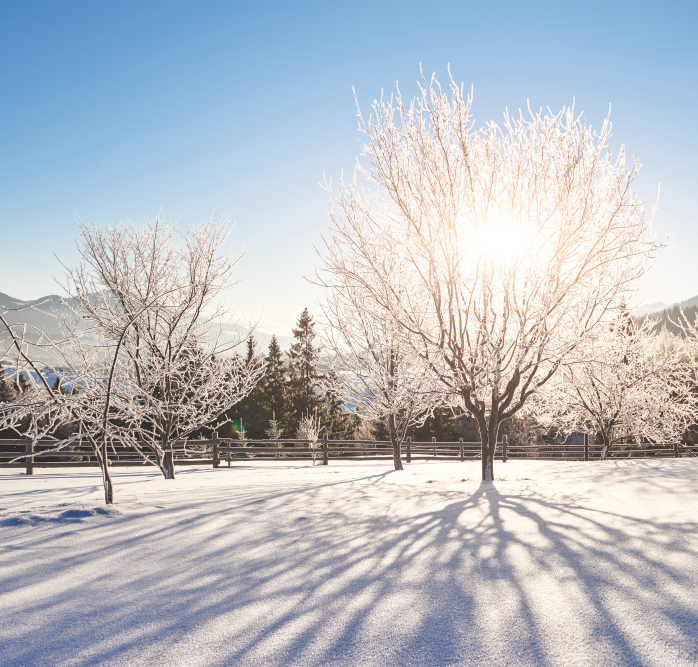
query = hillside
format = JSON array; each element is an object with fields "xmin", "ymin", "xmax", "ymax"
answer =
[
  {"xmin": 637, "ymin": 294, "xmax": 698, "ymax": 335},
  {"xmin": 0, "ymin": 293, "xmax": 77, "ymax": 342},
  {"xmin": 0, "ymin": 292, "xmax": 294, "ymax": 361}
]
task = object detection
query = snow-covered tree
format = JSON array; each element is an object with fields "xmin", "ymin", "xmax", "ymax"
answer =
[
  {"xmin": 296, "ymin": 409, "xmax": 321, "ymax": 465},
  {"xmin": 322, "ymin": 69, "xmax": 663, "ymax": 481},
  {"xmin": 57, "ymin": 214, "xmax": 264, "ymax": 481},
  {"xmin": 534, "ymin": 313, "xmax": 697, "ymax": 459},
  {"xmin": 319, "ymin": 253, "xmax": 435, "ymax": 470},
  {"xmin": 265, "ymin": 412, "xmax": 284, "ymax": 439},
  {"xmin": 0, "ymin": 300, "xmax": 120, "ymax": 501}
]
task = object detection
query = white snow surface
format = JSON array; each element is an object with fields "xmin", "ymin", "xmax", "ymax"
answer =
[{"xmin": 1, "ymin": 459, "xmax": 698, "ymax": 667}]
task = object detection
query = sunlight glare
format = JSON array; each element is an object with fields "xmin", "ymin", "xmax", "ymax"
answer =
[{"xmin": 477, "ymin": 214, "xmax": 528, "ymax": 264}]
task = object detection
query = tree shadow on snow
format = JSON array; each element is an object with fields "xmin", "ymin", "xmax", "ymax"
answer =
[{"xmin": 1, "ymin": 466, "xmax": 698, "ymax": 667}]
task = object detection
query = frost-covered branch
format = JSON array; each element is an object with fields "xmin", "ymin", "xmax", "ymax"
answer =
[
  {"xmin": 296, "ymin": 409, "xmax": 321, "ymax": 465},
  {"xmin": 534, "ymin": 313, "xmax": 697, "ymax": 459},
  {"xmin": 318, "ymin": 251, "xmax": 437, "ymax": 470},
  {"xmin": 321, "ymin": 68, "xmax": 663, "ymax": 481},
  {"xmin": 54, "ymin": 214, "xmax": 264, "ymax": 480},
  {"xmin": 2, "ymin": 214, "xmax": 264, "ymax": 503}
]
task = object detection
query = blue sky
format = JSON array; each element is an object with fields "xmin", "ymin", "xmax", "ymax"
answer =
[{"xmin": 1, "ymin": 0, "xmax": 696, "ymax": 336}]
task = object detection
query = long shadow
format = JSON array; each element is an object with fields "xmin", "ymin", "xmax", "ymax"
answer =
[{"xmin": 1, "ymin": 466, "xmax": 698, "ymax": 666}]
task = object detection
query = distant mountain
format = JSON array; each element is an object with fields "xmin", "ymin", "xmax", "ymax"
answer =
[
  {"xmin": 0, "ymin": 292, "xmax": 78, "ymax": 344},
  {"xmin": 639, "ymin": 294, "xmax": 698, "ymax": 321},
  {"xmin": 217, "ymin": 322, "xmax": 294, "ymax": 355},
  {"xmin": 0, "ymin": 292, "xmax": 294, "ymax": 361},
  {"xmin": 636, "ymin": 293, "xmax": 698, "ymax": 336},
  {"xmin": 632, "ymin": 301, "xmax": 670, "ymax": 317},
  {"xmin": 671, "ymin": 294, "xmax": 698, "ymax": 311}
]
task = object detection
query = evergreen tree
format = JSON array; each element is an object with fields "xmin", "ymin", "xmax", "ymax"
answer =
[
  {"xmin": 319, "ymin": 370, "xmax": 357, "ymax": 439},
  {"xmin": 261, "ymin": 335, "xmax": 287, "ymax": 432},
  {"xmin": 226, "ymin": 336, "xmax": 271, "ymax": 439},
  {"xmin": 51, "ymin": 375, "xmax": 69, "ymax": 396},
  {"xmin": 0, "ymin": 367, "xmax": 16, "ymax": 403},
  {"xmin": 0, "ymin": 368, "xmax": 29, "ymax": 438},
  {"xmin": 409, "ymin": 407, "xmax": 458, "ymax": 442},
  {"xmin": 15, "ymin": 371, "xmax": 30, "ymax": 395},
  {"xmin": 245, "ymin": 336, "xmax": 258, "ymax": 364},
  {"xmin": 287, "ymin": 309, "xmax": 322, "ymax": 427}
]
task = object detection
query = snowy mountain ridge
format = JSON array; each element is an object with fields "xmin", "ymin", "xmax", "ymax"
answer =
[{"xmin": 0, "ymin": 292, "xmax": 294, "ymax": 360}]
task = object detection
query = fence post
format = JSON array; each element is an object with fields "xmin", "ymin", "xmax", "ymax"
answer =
[
  {"xmin": 584, "ymin": 433, "xmax": 589, "ymax": 462},
  {"xmin": 432, "ymin": 436, "xmax": 436, "ymax": 457},
  {"xmin": 322, "ymin": 434, "xmax": 329, "ymax": 466},
  {"xmin": 674, "ymin": 441, "xmax": 680, "ymax": 458},
  {"xmin": 502, "ymin": 435, "xmax": 508, "ymax": 463},
  {"xmin": 406, "ymin": 437, "xmax": 412, "ymax": 463},
  {"xmin": 25, "ymin": 438, "xmax": 34, "ymax": 476},
  {"xmin": 459, "ymin": 437, "xmax": 464, "ymax": 462},
  {"xmin": 212, "ymin": 430, "xmax": 219, "ymax": 468}
]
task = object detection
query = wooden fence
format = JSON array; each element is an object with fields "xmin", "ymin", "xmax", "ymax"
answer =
[{"xmin": 1, "ymin": 433, "xmax": 697, "ymax": 475}]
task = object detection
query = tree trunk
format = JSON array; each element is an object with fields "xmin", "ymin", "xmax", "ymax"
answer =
[
  {"xmin": 91, "ymin": 436, "xmax": 114, "ymax": 504},
  {"xmin": 477, "ymin": 418, "xmax": 498, "ymax": 482},
  {"xmin": 102, "ymin": 461, "xmax": 114, "ymax": 504},
  {"xmin": 391, "ymin": 439, "xmax": 404, "ymax": 470},
  {"xmin": 388, "ymin": 413, "xmax": 403, "ymax": 471},
  {"xmin": 600, "ymin": 433, "xmax": 611, "ymax": 461},
  {"xmin": 160, "ymin": 449, "xmax": 175, "ymax": 479},
  {"xmin": 464, "ymin": 389, "xmax": 502, "ymax": 482}
]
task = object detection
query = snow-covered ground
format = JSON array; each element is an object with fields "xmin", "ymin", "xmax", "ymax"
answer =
[{"xmin": 1, "ymin": 459, "xmax": 697, "ymax": 667}]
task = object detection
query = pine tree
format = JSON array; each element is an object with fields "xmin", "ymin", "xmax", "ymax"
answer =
[
  {"xmin": 0, "ymin": 367, "xmax": 16, "ymax": 403},
  {"xmin": 245, "ymin": 336, "xmax": 258, "ymax": 364},
  {"xmin": 226, "ymin": 335, "xmax": 271, "ymax": 439},
  {"xmin": 287, "ymin": 309, "xmax": 322, "ymax": 427},
  {"xmin": 409, "ymin": 407, "xmax": 458, "ymax": 442},
  {"xmin": 319, "ymin": 370, "xmax": 357, "ymax": 439},
  {"xmin": 0, "ymin": 367, "xmax": 19, "ymax": 438},
  {"xmin": 261, "ymin": 335, "xmax": 287, "ymax": 431},
  {"xmin": 16, "ymin": 372, "xmax": 30, "ymax": 395},
  {"xmin": 51, "ymin": 375, "xmax": 68, "ymax": 396}
]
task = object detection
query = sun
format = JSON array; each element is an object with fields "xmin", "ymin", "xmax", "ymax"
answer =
[{"xmin": 477, "ymin": 214, "xmax": 529, "ymax": 264}]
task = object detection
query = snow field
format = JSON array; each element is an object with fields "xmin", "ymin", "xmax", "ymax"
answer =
[{"xmin": 1, "ymin": 459, "xmax": 697, "ymax": 667}]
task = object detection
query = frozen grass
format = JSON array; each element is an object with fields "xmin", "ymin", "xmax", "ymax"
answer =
[{"xmin": 1, "ymin": 459, "xmax": 698, "ymax": 666}]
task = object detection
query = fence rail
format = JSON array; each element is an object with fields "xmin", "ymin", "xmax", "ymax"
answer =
[{"xmin": 1, "ymin": 434, "xmax": 697, "ymax": 474}]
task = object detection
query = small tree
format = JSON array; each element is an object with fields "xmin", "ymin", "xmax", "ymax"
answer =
[
  {"xmin": 319, "ymin": 260, "xmax": 435, "ymax": 470},
  {"xmin": 535, "ymin": 314, "xmax": 696, "ymax": 459},
  {"xmin": 264, "ymin": 412, "xmax": 284, "ymax": 456},
  {"xmin": 266, "ymin": 412, "xmax": 284, "ymax": 439},
  {"xmin": 59, "ymin": 214, "xmax": 264, "ymax": 480},
  {"xmin": 296, "ymin": 409, "xmax": 321, "ymax": 465},
  {"xmin": 0, "ymin": 301, "xmax": 117, "ymax": 500},
  {"xmin": 0, "ymin": 366, "xmax": 17, "ymax": 403},
  {"xmin": 323, "ymin": 69, "xmax": 663, "ymax": 480}
]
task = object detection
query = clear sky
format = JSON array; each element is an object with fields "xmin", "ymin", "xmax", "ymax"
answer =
[{"xmin": 1, "ymin": 0, "xmax": 696, "ymax": 336}]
